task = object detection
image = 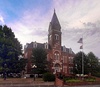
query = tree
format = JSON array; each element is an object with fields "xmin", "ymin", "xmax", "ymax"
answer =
[
  {"xmin": 87, "ymin": 52, "xmax": 100, "ymax": 76},
  {"xmin": 73, "ymin": 51, "xmax": 100, "ymax": 76},
  {"xmin": 31, "ymin": 48, "xmax": 48, "ymax": 74},
  {"xmin": 73, "ymin": 51, "xmax": 88, "ymax": 74},
  {"xmin": 0, "ymin": 25, "xmax": 25, "ymax": 73}
]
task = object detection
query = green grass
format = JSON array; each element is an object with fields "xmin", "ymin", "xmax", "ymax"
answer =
[
  {"xmin": 84, "ymin": 78, "xmax": 96, "ymax": 82},
  {"xmin": 66, "ymin": 79, "xmax": 81, "ymax": 83}
]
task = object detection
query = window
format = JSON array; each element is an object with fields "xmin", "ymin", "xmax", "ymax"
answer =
[
  {"xmin": 63, "ymin": 46, "xmax": 66, "ymax": 52},
  {"xmin": 63, "ymin": 56, "xmax": 67, "ymax": 63},
  {"xmin": 69, "ymin": 57, "xmax": 73, "ymax": 64},
  {"xmin": 69, "ymin": 48, "xmax": 72, "ymax": 54},
  {"xmin": 24, "ymin": 43, "xmax": 29, "ymax": 49},
  {"xmin": 55, "ymin": 34, "xmax": 59, "ymax": 40},
  {"xmin": 54, "ymin": 53, "xmax": 59, "ymax": 60},
  {"xmin": 45, "ymin": 42, "xmax": 48, "ymax": 49},
  {"xmin": 63, "ymin": 66, "xmax": 67, "ymax": 73},
  {"xmin": 57, "ymin": 54, "xmax": 59, "ymax": 60},
  {"xmin": 69, "ymin": 67, "xmax": 73, "ymax": 74},
  {"xmin": 33, "ymin": 41, "xmax": 37, "ymax": 48}
]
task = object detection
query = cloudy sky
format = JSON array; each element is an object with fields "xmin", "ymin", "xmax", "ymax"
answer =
[{"xmin": 0, "ymin": 0, "xmax": 100, "ymax": 58}]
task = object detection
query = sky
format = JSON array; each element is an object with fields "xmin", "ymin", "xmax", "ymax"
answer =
[{"xmin": 0, "ymin": 0, "xmax": 100, "ymax": 58}]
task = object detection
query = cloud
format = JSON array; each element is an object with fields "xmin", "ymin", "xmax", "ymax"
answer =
[
  {"xmin": 0, "ymin": 15, "xmax": 5, "ymax": 24},
  {"xmin": 7, "ymin": 8, "xmax": 52, "ymax": 46},
  {"xmin": 62, "ymin": 21, "xmax": 100, "ymax": 58},
  {"xmin": 52, "ymin": 0, "xmax": 100, "ymax": 29},
  {"xmin": 3, "ymin": 0, "xmax": 100, "ymax": 58}
]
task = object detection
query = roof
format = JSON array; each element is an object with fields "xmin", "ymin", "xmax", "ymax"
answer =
[
  {"xmin": 24, "ymin": 42, "xmax": 47, "ymax": 50},
  {"xmin": 24, "ymin": 42, "xmax": 74, "ymax": 55},
  {"xmin": 50, "ymin": 10, "xmax": 61, "ymax": 31}
]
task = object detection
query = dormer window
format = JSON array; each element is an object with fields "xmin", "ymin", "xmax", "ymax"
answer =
[
  {"xmin": 63, "ymin": 46, "xmax": 66, "ymax": 52},
  {"xmin": 55, "ymin": 34, "xmax": 59, "ymax": 40},
  {"xmin": 45, "ymin": 42, "xmax": 48, "ymax": 49},
  {"xmin": 69, "ymin": 48, "xmax": 72, "ymax": 54},
  {"xmin": 24, "ymin": 44, "xmax": 28, "ymax": 49},
  {"xmin": 33, "ymin": 41, "xmax": 37, "ymax": 48}
]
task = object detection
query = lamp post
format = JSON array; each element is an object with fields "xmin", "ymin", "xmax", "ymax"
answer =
[
  {"xmin": 4, "ymin": 63, "xmax": 7, "ymax": 80},
  {"xmin": 32, "ymin": 65, "xmax": 37, "ymax": 81}
]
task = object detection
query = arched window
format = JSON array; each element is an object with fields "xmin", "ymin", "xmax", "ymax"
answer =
[
  {"xmin": 45, "ymin": 42, "xmax": 48, "ymax": 49},
  {"xmin": 55, "ymin": 34, "xmax": 59, "ymax": 40},
  {"xmin": 33, "ymin": 41, "xmax": 37, "ymax": 48},
  {"xmin": 54, "ymin": 52, "xmax": 60, "ymax": 60}
]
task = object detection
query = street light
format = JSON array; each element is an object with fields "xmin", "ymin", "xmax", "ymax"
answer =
[
  {"xmin": 4, "ymin": 63, "xmax": 7, "ymax": 80},
  {"xmin": 32, "ymin": 65, "xmax": 37, "ymax": 81}
]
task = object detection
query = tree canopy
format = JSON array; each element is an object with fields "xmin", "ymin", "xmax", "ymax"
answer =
[
  {"xmin": 87, "ymin": 52, "xmax": 100, "ymax": 76},
  {"xmin": 73, "ymin": 51, "xmax": 100, "ymax": 76},
  {"xmin": 31, "ymin": 48, "xmax": 48, "ymax": 74},
  {"xmin": 0, "ymin": 25, "xmax": 26, "ymax": 73}
]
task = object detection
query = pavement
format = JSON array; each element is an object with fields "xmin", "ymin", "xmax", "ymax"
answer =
[
  {"xmin": 0, "ymin": 78, "xmax": 100, "ymax": 87},
  {"xmin": 0, "ymin": 84, "xmax": 100, "ymax": 87}
]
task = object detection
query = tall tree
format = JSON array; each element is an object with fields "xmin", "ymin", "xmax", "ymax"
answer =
[
  {"xmin": 31, "ymin": 48, "xmax": 48, "ymax": 74},
  {"xmin": 73, "ymin": 51, "xmax": 100, "ymax": 76},
  {"xmin": 87, "ymin": 52, "xmax": 100, "ymax": 76},
  {"xmin": 0, "ymin": 25, "xmax": 25, "ymax": 73},
  {"xmin": 73, "ymin": 51, "xmax": 88, "ymax": 74}
]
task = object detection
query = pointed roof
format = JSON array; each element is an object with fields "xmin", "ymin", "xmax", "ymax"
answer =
[{"xmin": 50, "ymin": 10, "xmax": 61, "ymax": 31}]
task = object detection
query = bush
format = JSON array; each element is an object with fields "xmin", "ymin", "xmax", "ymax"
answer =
[
  {"xmin": 84, "ymin": 77, "xmax": 96, "ymax": 82},
  {"xmin": 63, "ymin": 76, "xmax": 81, "ymax": 83},
  {"xmin": 93, "ymin": 73, "xmax": 100, "ymax": 77},
  {"xmin": 66, "ymin": 79, "xmax": 81, "ymax": 83},
  {"xmin": 43, "ymin": 73, "xmax": 55, "ymax": 82}
]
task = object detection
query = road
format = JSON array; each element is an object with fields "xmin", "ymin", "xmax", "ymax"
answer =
[{"xmin": 0, "ymin": 84, "xmax": 100, "ymax": 87}]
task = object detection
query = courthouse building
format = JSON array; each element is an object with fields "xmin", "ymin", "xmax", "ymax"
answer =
[{"xmin": 24, "ymin": 10, "xmax": 74, "ymax": 76}]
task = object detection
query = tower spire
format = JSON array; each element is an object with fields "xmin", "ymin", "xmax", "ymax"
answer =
[
  {"xmin": 54, "ymin": 8, "xmax": 55, "ymax": 13},
  {"xmin": 50, "ymin": 9, "xmax": 61, "ymax": 31}
]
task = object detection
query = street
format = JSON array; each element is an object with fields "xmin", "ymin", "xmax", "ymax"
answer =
[{"xmin": 0, "ymin": 84, "xmax": 100, "ymax": 87}]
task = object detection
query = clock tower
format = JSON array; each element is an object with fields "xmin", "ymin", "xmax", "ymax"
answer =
[{"xmin": 48, "ymin": 10, "xmax": 62, "ymax": 49}]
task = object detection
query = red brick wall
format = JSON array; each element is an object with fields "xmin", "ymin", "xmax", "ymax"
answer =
[{"xmin": 55, "ymin": 77, "xmax": 64, "ymax": 86}]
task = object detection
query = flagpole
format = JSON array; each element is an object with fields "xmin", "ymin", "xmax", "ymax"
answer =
[
  {"xmin": 79, "ymin": 21, "xmax": 84, "ymax": 77},
  {"xmin": 82, "ymin": 35, "xmax": 84, "ymax": 76},
  {"xmin": 77, "ymin": 37, "xmax": 84, "ymax": 77}
]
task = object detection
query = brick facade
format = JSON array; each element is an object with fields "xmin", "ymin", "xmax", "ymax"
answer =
[{"xmin": 24, "ymin": 10, "xmax": 74, "ymax": 76}]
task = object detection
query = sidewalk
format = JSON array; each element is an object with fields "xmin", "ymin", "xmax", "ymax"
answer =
[
  {"xmin": 0, "ymin": 78, "xmax": 54, "ymax": 87},
  {"xmin": 0, "ymin": 78, "xmax": 100, "ymax": 87}
]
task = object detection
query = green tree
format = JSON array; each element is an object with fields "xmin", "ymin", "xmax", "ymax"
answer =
[
  {"xmin": 87, "ymin": 52, "xmax": 100, "ymax": 76},
  {"xmin": 73, "ymin": 51, "xmax": 88, "ymax": 74},
  {"xmin": 73, "ymin": 51, "xmax": 100, "ymax": 76},
  {"xmin": 31, "ymin": 48, "xmax": 48, "ymax": 74},
  {"xmin": 0, "ymin": 25, "xmax": 25, "ymax": 73}
]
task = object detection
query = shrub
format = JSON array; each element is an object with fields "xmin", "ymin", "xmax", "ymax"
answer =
[
  {"xmin": 63, "ymin": 76, "xmax": 81, "ymax": 83},
  {"xmin": 93, "ymin": 73, "xmax": 100, "ymax": 77},
  {"xmin": 84, "ymin": 77, "xmax": 96, "ymax": 82},
  {"xmin": 43, "ymin": 73, "xmax": 55, "ymax": 82},
  {"xmin": 66, "ymin": 79, "xmax": 81, "ymax": 83}
]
